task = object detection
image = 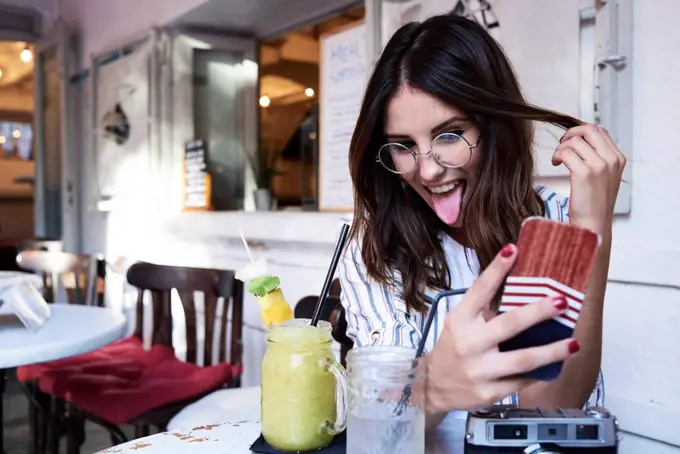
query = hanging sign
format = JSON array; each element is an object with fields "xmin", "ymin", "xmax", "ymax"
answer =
[{"xmin": 182, "ymin": 139, "xmax": 212, "ymax": 211}]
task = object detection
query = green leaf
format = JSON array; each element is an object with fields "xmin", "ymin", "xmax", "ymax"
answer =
[{"xmin": 247, "ymin": 275, "xmax": 280, "ymax": 297}]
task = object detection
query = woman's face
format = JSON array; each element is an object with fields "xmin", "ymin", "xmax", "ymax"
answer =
[{"xmin": 384, "ymin": 85, "xmax": 482, "ymax": 227}]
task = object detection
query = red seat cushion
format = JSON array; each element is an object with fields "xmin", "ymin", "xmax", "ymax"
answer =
[
  {"xmin": 39, "ymin": 348, "xmax": 232, "ymax": 425},
  {"xmin": 17, "ymin": 337, "xmax": 144, "ymax": 382},
  {"xmin": 39, "ymin": 344, "xmax": 173, "ymax": 397}
]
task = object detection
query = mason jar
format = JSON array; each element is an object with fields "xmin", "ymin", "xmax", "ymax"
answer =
[
  {"xmin": 346, "ymin": 346, "xmax": 427, "ymax": 454},
  {"xmin": 261, "ymin": 319, "xmax": 347, "ymax": 452}
]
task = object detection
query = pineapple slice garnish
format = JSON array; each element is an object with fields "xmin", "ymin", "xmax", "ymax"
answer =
[{"xmin": 257, "ymin": 288, "xmax": 294, "ymax": 328}]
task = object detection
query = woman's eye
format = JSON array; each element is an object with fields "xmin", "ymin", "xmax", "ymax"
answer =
[
  {"xmin": 450, "ymin": 129, "xmax": 465, "ymax": 136},
  {"xmin": 439, "ymin": 133, "xmax": 463, "ymax": 143},
  {"xmin": 397, "ymin": 142, "xmax": 415, "ymax": 151}
]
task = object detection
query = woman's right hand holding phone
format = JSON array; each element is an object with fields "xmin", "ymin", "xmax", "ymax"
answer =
[{"xmin": 424, "ymin": 244, "xmax": 580, "ymax": 414}]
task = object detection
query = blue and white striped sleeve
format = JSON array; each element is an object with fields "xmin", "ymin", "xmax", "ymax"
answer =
[
  {"xmin": 535, "ymin": 185, "xmax": 606, "ymax": 408},
  {"xmin": 536, "ymin": 184, "xmax": 570, "ymax": 224},
  {"xmin": 337, "ymin": 219, "xmax": 422, "ymax": 349}
]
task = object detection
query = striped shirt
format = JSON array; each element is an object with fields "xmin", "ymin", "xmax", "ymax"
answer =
[{"xmin": 338, "ymin": 185, "xmax": 605, "ymax": 408}]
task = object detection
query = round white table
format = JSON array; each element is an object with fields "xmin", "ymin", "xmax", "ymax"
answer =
[
  {"xmin": 0, "ymin": 303, "xmax": 127, "ymax": 369},
  {"xmin": 97, "ymin": 387, "xmax": 468, "ymax": 453}
]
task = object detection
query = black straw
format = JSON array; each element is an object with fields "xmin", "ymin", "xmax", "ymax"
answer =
[
  {"xmin": 311, "ymin": 223, "xmax": 350, "ymax": 327},
  {"xmin": 394, "ymin": 287, "xmax": 469, "ymax": 415}
]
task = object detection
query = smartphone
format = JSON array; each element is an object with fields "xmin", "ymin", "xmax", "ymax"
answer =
[{"xmin": 497, "ymin": 217, "xmax": 601, "ymax": 381}]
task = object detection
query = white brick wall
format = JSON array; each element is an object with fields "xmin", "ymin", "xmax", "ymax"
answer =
[{"xmin": 599, "ymin": 0, "xmax": 680, "ymax": 450}]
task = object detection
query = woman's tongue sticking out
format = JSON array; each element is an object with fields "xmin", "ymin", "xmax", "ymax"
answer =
[{"xmin": 431, "ymin": 182, "xmax": 465, "ymax": 225}]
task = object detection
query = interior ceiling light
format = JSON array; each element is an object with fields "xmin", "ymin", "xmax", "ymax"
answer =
[
  {"xmin": 305, "ymin": 88, "xmax": 315, "ymax": 97},
  {"xmin": 259, "ymin": 95, "xmax": 271, "ymax": 108},
  {"xmin": 20, "ymin": 47, "xmax": 33, "ymax": 63}
]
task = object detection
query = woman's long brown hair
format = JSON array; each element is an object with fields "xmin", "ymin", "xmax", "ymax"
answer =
[{"xmin": 348, "ymin": 14, "xmax": 582, "ymax": 313}]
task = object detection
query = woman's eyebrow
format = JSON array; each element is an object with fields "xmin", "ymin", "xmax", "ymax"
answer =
[
  {"xmin": 384, "ymin": 116, "xmax": 470, "ymax": 141},
  {"xmin": 430, "ymin": 116, "xmax": 469, "ymax": 135},
  {"xmin": 384, "ymin": 133, "xmax": 412, "ymax": 141}
]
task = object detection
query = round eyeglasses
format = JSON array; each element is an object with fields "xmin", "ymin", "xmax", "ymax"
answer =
[{"xmin": 376, "ymin": 132, "xmax": 482, "ymax": 174}]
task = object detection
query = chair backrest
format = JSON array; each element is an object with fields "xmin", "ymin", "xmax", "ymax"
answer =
[
  {"xmin": 125, "ymin": 261, "xmax": 244, "ymax": 374},
  {"xmin": 293, "ymin": 295, "xmax": 339, "ymax": 321},
  {"xmin": 20, "ymin": 239, "xmax": 62, "ymax": 252},
  {"xmin": 0, "ymin": 239, "xmax": 21, "ymax": 271},
  {"xmin": 293, "ymin": 277, "xmax": 343, "ymax": 321},
  {"xmin": 15, "ymin": 250, "xmax": 104, "ymax": 306}
]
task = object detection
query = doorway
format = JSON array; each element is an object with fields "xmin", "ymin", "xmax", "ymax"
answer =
[
  {"xmin": 0, "ymin": 3, "xmax": 77, "ymax": 249},
  {"xmin": 0, "ymin": 40, "xmax": 35, "ymax": 240},
  {"xmin": 258, "ymin": 7, "xmax": 365, "ymax": 209}
]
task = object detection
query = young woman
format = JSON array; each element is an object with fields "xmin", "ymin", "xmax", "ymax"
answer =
[{"xmin": 338, "ymin": 13, "xmax": 624, "ymax": 428}]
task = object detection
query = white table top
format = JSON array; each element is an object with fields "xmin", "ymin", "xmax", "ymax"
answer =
[
  {"xmin": 0, "ymin": 303, "xmax": 127, "ymax": 369},
  {"xmin": 98, "ymin": 387, "xmax": 467, "ymax": 454}
]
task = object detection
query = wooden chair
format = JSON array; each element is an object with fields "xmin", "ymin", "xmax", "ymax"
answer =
[
  {"xmin": 331, "ymin": 306, "xmax": 353, "ymax": 368},
  {"xmin": 20, "ymin": 239, "xmax": 63, "ymax": 253},
  {"xmin": 16, "ymin": 250, "xmax": 104, "ymax": 306},
  {"xmin": 38, "ymin": 261, "xmax": 244, "ymax": 453},
  {"xmin": 13, "ymin": 250, "xmax": 105, "ymax": 454},
  {"xmin": 293, "ymin": 278, "xmax": 342, "ymax": 322}
]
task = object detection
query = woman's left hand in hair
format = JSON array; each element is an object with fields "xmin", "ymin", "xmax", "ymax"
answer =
[{"xmin": 552, "ymin": 124, "xmax": 626, "ymax": 237}]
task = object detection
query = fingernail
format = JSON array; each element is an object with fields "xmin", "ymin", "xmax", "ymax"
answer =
[
  {"xmin": 500, "ymin": 244, "xmax": 514, "ymax": 258},
  {"xmin": 552, "ymin": 296, "xmax": 568, "ymax": 310},
  {"xmin": 568, "ymin": 339, "xmax": 580, "ymax": 354}
]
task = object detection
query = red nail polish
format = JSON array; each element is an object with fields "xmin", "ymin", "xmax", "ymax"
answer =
[
  {"xmin": 568, "ymin": 340, "xmax": 580, "ymax": 354},
  {"xmin": 500, "ymin": 244, "xmax": 514, "ymax": 258},
  {"xmin": 553, "ymin": 296, "xmax": 567, "ymax": 310}
]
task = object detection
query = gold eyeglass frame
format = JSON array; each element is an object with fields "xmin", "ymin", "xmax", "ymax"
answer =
[{"xmin": 376, "ymin": 132, "xmax": 483, "ymax": 175}]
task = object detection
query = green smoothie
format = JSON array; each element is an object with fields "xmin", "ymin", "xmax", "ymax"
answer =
[{"xmin": 261, "ymin": 320, "xmax": 342, "ymax": 452}]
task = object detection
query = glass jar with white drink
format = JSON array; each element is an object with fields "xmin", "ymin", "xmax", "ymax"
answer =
[{"xmin": 346, "ymin": 346, "xmax": 426, "ymax": 454}]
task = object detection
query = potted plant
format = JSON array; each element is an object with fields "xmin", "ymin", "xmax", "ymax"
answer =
[{"xmin": 244, "ymin": 146, "xmax": 284, "ymax": 211}]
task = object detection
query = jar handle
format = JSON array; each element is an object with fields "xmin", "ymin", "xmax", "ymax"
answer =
[{"xmin": 322, "ymin": 357, "xmax": 348, "ymax": 435}]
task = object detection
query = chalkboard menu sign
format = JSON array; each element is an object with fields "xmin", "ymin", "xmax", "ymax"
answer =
[{"xmin": 182, "ymin": 139, "xmax": 212, "ymax": 211}]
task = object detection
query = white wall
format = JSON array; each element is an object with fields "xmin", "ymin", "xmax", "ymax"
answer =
[
  {"xmin": 61, "ymin": 0, "xmax": 209, "ymax": 64},
  {"xmin": 52, "ymin": 0, "xmax": 214, "ymax": 254},
  {"xmin": 600, "ymin": 0, "xmax": 680, "ymax": 450}
]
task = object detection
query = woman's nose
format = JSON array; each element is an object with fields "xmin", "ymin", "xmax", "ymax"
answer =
[{"xmin": 419, "ymin": 151, "xmax": 446, "ymax": 183}]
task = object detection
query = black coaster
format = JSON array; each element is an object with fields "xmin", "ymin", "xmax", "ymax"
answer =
[{"xmin": 250, "ymin": 431, "xmax": 346, "ymax": 453}]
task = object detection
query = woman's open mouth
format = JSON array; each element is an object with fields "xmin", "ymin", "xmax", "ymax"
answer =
[{"xmin": 428, "ymin": 180, "xmax": 466, "ymax": 225}]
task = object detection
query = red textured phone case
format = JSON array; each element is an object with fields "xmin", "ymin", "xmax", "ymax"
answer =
[{"xmin": 498, "ymin": 217, "xmax": 601, "ymax": 381}]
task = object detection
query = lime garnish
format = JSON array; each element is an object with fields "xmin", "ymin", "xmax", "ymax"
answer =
[{"xmin": 247, "ymin": 276, "xmax": 280, "ymax": 297}]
